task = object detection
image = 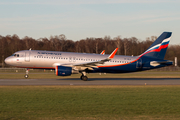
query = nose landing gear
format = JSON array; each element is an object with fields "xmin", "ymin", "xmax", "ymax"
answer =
[{"xmin": 24, "ymin": 68, "xmax": 29, "ymax": 78}]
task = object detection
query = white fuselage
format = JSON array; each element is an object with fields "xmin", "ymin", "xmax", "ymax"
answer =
[{"xmin": 5, "ymin": 50, "xmax": 138, "ymax": 69}]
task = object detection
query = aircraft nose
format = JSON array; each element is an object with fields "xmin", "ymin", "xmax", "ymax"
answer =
[{"xmin": 5, "ymin": 57, "xmax": 11, "ymax": 65}]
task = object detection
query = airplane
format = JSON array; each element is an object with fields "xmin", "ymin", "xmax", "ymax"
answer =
[{"xmin": 5, "ymin": 32, "xmax": 173, "ymax": 81}]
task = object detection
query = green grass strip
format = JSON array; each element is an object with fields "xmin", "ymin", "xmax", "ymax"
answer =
[{"xmin": 0, "ymin": 86, "xmax": 180, "ymax": 120}]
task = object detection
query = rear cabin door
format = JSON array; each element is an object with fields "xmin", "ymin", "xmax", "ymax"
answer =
[{"xmin": 136, "ymin": 58, "xmax": 142, "ymax": 69}]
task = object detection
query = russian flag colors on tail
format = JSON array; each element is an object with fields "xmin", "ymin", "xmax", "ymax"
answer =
[{"xmin": 140, "ymin": 32, "xmax": 172, "ymax": 59}]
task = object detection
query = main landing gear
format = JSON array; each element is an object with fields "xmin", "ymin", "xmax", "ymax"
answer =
[
  {"xmin": 24, "ymin": 68, "xmax": 29, "ymax": 78},
  {"xmin": 80, "ymin": 72, "xmax": 88, "ymax": 81}
]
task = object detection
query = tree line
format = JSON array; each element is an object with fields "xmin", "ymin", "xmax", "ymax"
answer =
[{"xmin": 0, "ymin": 34, "xmax": 180, "ymax": 67}]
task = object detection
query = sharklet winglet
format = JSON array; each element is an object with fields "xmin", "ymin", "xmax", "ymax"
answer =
[
  {"xmin": 100, "ymin": 50, "xmax": 105, "ymax": 55},
  {"xmin": 108, "ymin": 48, "xmax": 118, "ymax": 59}
]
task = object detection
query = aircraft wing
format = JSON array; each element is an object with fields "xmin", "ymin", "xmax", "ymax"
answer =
[
  {"xmin": 73, "ymin": 58, "xmax": 109, "ymax": 67},
  {"xmin": 73, "ymin": 48, "xmax": 118, "ymax": 67}
]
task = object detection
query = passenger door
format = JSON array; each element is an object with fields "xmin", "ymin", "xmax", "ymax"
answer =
[
  {"xmin": 136, "ymin": 58, "xmax": 142, "ymax": 69},
  {"xmin": 25, "ymin": 51, "xmax": 30, "ymax": 62}
]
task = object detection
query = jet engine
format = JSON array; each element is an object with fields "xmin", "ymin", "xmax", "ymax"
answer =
[{"xmin": 55, "ymin": 66, "xmax": 79, "ymax": 76}]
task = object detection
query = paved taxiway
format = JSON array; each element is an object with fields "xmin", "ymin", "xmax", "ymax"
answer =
[{"xmin": 0, "ymin": 78, "xmax": 180, "ymax": 85}]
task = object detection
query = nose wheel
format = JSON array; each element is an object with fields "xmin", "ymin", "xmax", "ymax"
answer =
[
  {"xmin": 24, "ymin": 68, "xmax": 29, "ymax": 79},
  {"xmin": 80, "ymin": 72, "xmax": 88, "ymax": 81},
  {"xmin": 24, "ymin": 74, "xmax": 29, "ymax": 78}
]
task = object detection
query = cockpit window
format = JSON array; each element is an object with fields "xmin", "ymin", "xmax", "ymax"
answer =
[{"xmin": 12, "ymin": 54, "xmax": 19, "ymax": 57}]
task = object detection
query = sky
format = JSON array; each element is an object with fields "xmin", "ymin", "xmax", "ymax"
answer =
[{"xmin": 0, "ymin": 0, "xmax": 180, "ymax": 44}]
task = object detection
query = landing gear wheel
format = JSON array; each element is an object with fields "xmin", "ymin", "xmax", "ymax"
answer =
[
  {"xmin": 25, "ymin": 68, "xmax": 29, "ymax": 79},
  {"xmin": 81, "ymin": 76, "xmax": 88, "ymax": 81},
  {"xmin": 80, "ymin": 71, "xmax": 88, "ymax": 81},
  {"xmin": 24, "ymin": 74, "xmax": 29, "ymax": 79}
]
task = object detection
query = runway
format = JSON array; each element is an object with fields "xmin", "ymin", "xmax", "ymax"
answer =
[{"xmin": 1, "ymin": 78, "xmax": 180, "ymax": 85}]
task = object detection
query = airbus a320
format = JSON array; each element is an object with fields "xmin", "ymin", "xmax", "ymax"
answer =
[{"xmin": 5, "ymin": 32, "xmax": 173, "ymax": 81}]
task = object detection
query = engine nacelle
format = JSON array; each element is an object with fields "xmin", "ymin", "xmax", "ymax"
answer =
[{"xmin": 55, "ymin": 66, "xmax": 72, "ymax": 76}]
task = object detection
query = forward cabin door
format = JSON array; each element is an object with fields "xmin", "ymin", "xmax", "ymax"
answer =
[{"xmin": 25, "ymin": 51, "xmax": 30, "ymax": 62}]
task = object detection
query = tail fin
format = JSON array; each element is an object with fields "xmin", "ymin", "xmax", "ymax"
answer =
[{"xmin": 140, "ymin": 32, "xmax": 172, "ymax": 59}]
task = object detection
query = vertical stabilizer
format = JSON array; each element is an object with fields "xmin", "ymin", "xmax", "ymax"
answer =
[{"xmin": 140, "ymin": 32, "xmax": 172, "ymax": 59}]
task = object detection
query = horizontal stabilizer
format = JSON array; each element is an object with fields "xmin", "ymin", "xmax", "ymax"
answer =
[{"xmin": 150, "ymin": 60, "xmax": 173, "ymax": 67}]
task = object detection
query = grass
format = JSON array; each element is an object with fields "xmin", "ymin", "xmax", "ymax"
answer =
[{"xmin": 0, "ymin": 86, "xmax": 180, "ymax": 120}]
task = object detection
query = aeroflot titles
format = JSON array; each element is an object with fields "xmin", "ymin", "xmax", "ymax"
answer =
[{"xmin": 37, "ymin": 52, "xmax": 62, "ymax": 55}]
